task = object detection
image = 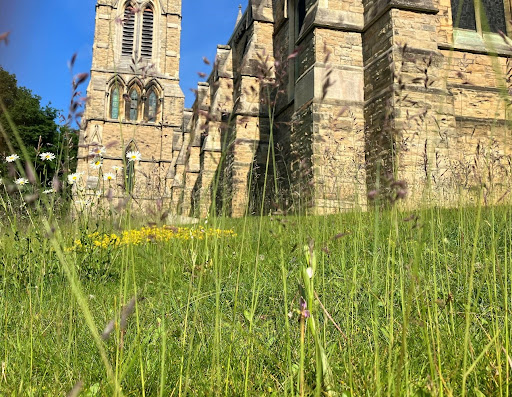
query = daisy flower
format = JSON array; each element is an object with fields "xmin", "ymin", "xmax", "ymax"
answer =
[
  {"xmin": 67, "ymin": 172, "xmax": 81, "ymax": 185},
  {"xmin": 90, "ymin": 159, "xmax": 103, "ymax": 170},
  {"xmin": 112, "ymin": 165, "xmax": 123, "ymax": 172},
  {"xmin": 126, "ymin": 151, "xmax": 141, "ymax": 162},
  {"xmin": 6, "ymin": 154, "xmax": 19, "ymax": 163},
  {"xmin": 89, "ymin": 146, "xmax": 106, "ymax": 156},
  {"xmin": 39, "ymin": 152, "xmax": 56, "ymax": 161},
  {"xmin": 103, "ymin": 172, "xmax": 116, "ymax": 181},
  {"xmin": 15, "ymin": 178, "xmax": 29, "ymax": 186}
]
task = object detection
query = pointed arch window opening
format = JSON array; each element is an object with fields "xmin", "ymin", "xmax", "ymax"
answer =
[
  {"xmin": 146, "ymin": 89, "xmax": 158, "ymax": 122},
  {"xmin": 122, "ymin": 4, "xmax": 136, "ymax": 56},
  {"xmin": 141, "ymin": 7, "xmax": 154, "ymax": 58},
  {"xmin": 128, "ymin": 88, "xmax": 140, "ymax": 121}
]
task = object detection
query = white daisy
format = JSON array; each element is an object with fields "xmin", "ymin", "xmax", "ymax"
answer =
[
  {"xmin": 126, "ymin": 151, "xmax": 141, "ymax": 162},
  {"xmin": 89, "ymin": 146, "xmax": 106, "ymax": 156},
  {"xmin": 103, "ymin": 172, "xmax": 116, "ymax": 181},
  {"xmin": 90, "ymin": 159, "xmax": 102, "ymax": 170},
  {"xmin": 6, "ymin": 154, "xmax": 19, "ymax": 163},
  {"xmin": 39, "ymin": 152, "xmax": 56, "ymax": 161},
  {"xmin": 67, "ymin": 172, "xmax": 81, "ymax": 185},
  {"xmin": 112, "ymin": 165, "xmax": 123, "ymax": 172},
  {"xmin": 15, "ymin": 178, "xmax": 29, "ymax": 186}
]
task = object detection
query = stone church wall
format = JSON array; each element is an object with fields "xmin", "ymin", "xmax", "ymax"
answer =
[{"xmin": 78, "ymin": 0, "xmax": 512, "ymax": 216}]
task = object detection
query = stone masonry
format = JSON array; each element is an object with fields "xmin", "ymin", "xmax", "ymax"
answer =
[{"xmin": 78, "ymin": 0, "xmax": 512, "ymax": 217}]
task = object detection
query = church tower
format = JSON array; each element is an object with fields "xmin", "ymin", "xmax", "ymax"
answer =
[{"xmin": 77, "ymin": 0, "xmax": 184, "ymax": 206}]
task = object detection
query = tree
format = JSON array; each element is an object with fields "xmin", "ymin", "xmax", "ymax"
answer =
[
  {"xmin": 0, "ymin": 66, "xmax": 73, "ymax": 185},
  {"xmin": 0, "ymin": 67, "xmax": 59, "ymax": 156}
]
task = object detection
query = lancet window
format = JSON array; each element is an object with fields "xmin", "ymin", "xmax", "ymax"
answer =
[
  {"xmin": 145, "ymin": 88, "xmax": 158, "ymax": 122},
  {"xmin": 110, "ymin": 86, "xmax": 121, "ymax": 119},
  {"xmin": 127, "ymin": 88, "xmax": 140, "ymax": 121}
]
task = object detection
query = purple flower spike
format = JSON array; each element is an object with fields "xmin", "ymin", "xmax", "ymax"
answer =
[{"xmin": 299, "ymin": 297, "xmax": 310, "ymax": 318}]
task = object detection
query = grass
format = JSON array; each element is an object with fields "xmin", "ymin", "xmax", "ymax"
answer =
[{"xmin": 1, "ymin": 202, "xmax": 511, "ymax": 396}]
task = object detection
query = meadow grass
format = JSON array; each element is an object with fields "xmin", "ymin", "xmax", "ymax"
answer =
[{"xmin": 0, "ymin": 201, "xmax": 511, "ymax": 396}]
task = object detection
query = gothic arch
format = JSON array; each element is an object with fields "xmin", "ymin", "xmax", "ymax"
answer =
[
  {"xmin": 113, "ymin": 0, "xmax": 164, "ymax": 14},
  {"xmin": 107, "ymin": 74, "xmax": 127, "ymax": 87},
  {"xmin": 124, "ymin": 139, "xmax": 140, "ymax": 153},
  {"xmin": 126, "ymin": 76, "xmax": 144, "ymax": 90}
]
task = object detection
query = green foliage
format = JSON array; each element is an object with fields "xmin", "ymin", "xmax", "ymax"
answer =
[
  {"xmin": 0, "ymin": 67, "xmax": 58, "ymax": 157},
  {"xmin": 0, "ymin": 66, "xmax": 78, "ymax": 182}
]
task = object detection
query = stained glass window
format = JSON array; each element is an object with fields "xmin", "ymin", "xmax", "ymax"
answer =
[
  {"xmin": 482, "ymin": 0, "xmax": 507, "ymax": 34},
  {"xmin": 450, "ymin": 0, "xmax": 477, "ymax": 30},
  {"xmin": 147, "ymin": 90, "xmax": 158, "ymax": 122},
  {"xmin": 129, "ymin": 89, "xmax": 139, "ymax": 121},
  {"xmin": 110, "ymin": 87, "xmax": 120, "ymax": 119}
]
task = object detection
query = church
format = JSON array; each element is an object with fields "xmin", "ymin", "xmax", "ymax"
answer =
[{"xmin": 77, "ymin": 0, "xmax": 512, "ymax": 217}]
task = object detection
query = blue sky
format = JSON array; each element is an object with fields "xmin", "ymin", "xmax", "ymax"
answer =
[{"xmin": 0, "ymin": 0, "xmax": 248, "ymax": 117}]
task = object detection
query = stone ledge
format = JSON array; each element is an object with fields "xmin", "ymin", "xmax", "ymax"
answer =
[
  {"xmin": 455, "ymin": 115, "xmax": 509, "ymax": 125},
  {"xmin": 364, "ymin": 0, "xmax": 438, "ymax": 30}
]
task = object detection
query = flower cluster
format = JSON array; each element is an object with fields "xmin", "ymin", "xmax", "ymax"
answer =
[
  {"xmin": 70, "ymin": 225, "xmax": 237, "ymax": 250},
  {"xmin": 3, "ymin": 152, "xmax": 58, "ymax": 189},
  {"xmin": 89, "ymin": 145, "xmax": 106, "ymax": 171}
]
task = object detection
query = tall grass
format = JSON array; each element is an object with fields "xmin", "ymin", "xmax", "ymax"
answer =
[{"xmin": 1, "ymin": 188, "xmax": 512, "ymax": 395}]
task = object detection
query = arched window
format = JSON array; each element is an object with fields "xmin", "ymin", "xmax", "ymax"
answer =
[
  {"xmin": 145, "ymin": 88, "xmax": 158, "ymax": 122},
  {"xmin": 141, "ymin": 6, "xmax": 154, "ymax": 58},
  {"xmin": 126, "ymin": 88, "xmax": 140, "ymax": 121},
  {"xmin": 110, "ymin": 86, "xmax": 120, "ymax": 119},
  {"xmin": 451, "ymin": 0, "xmax": 507, "ymax": 34},
  {"xmin": 122, "ymin": 4, "xmax": 136, "ymax": 56}
]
